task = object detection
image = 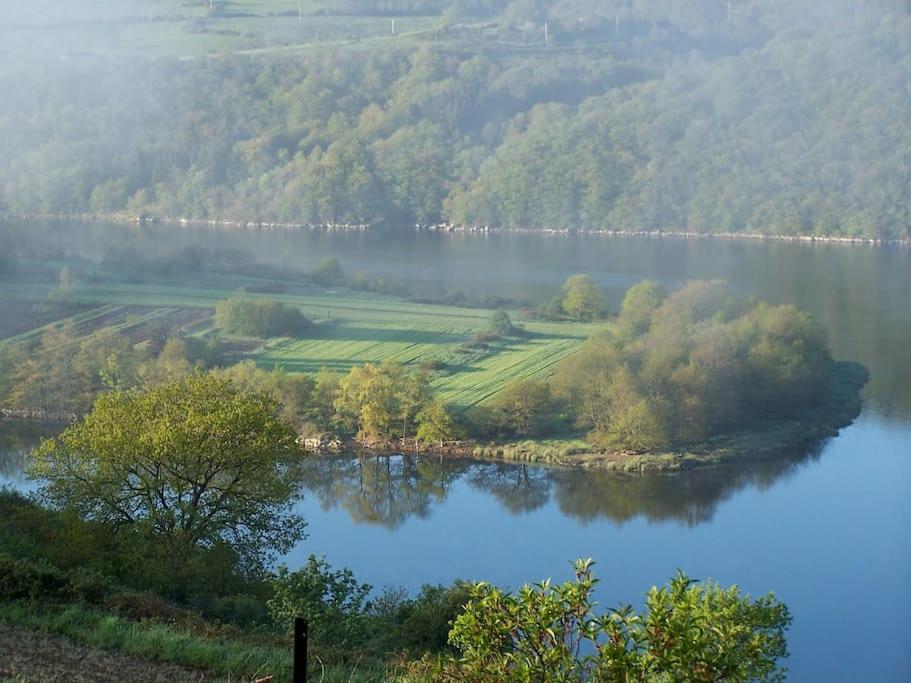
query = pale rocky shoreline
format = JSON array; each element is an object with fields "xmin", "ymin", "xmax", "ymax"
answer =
[{"xmin": 3, "ymin": 212, "xmax": 908, "ymax": 246}]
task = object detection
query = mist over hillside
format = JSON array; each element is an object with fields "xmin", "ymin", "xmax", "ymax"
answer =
[{"xmin": 0, "ymin": 0, "xmax": 908, "ymax": 238}]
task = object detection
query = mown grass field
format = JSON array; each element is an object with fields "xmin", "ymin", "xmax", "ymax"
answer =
[{"xmin": 0, "ymin": 279, "xmax": 598, "ymax": 410}]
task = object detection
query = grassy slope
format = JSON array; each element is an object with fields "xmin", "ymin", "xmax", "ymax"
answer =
[
  {"xmin": 0, "ymin": 280, "xmax": 598, "ymax": 410},
  {"xmin": 0, "ymin": 602, "xmax": 393, "ymax": 683}
]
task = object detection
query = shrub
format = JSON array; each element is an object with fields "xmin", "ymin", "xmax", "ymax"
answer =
[
  {"xmin": 0, "ymin": 554, "xmax": 73, "ymax": 602},
  {"xmin": 435, "ymin": 559, "xmax": 791, "ymax": 682},
  {"xmin": 214, "ymin": 297, "xmax": 311, "ymax": 337},
  {"xmin": 382, "ymin": 583, "xmax": 472, "ymax": 654},
  {"xmin": 485, "ymin": 379, "xmax": 555, "ymax": 437},
  {"xmin": 267, "ymin": 556, "xmax": 372, "ymax": 646},
  {"xmin": 200, "ymin": 594, "xmax": 270, "ymax": 629},
  {"xmin": 536, "ymin": 297, "xmax": 565, "ymax": 321},
  {"xmin": 104, "ymin": 592, "xmax": 203, "ymax": 628},
  {"xmin": 489, "ymin": 310, "xmax": 513, "ymax": 336},
  {"xmin": 419, "ymin": 358, "xmax": 447, "ymax": 372}
]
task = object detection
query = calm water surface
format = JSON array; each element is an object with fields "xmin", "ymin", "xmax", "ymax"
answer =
[{"xmin": 1, "ymin": 221, "xmax": 909, "ymax": 681}]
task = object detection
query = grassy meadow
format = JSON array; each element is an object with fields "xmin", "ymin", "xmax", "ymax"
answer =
[{"xmin": 0, "ymin": 276, "xmax": 598, "ymax": 411}]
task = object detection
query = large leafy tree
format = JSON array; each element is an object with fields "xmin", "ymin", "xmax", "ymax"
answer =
[{"xmin": 30, "ymin": 373, "xmax": 305, "ymax": 572}]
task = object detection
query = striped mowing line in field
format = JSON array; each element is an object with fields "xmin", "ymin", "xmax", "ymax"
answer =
[
  {"xmin": 254, "ymin": 323, "xmax": 467, "ymax": 374},
  {"xmin": 435, "ymin": 338, "xmax": 584, "ymax": 409}
]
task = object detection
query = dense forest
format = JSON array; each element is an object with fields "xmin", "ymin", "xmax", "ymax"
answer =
[{"xmin": 0, "ymin": 0, "xmax": 908, "ymax": 238}]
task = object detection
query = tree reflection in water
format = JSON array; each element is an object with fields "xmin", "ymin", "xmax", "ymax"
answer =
[
  {"xmin": 296, "ymin": 440, "xmax": 829, "ymax": 530},
  {"xmin": 295, "ymin": 455, "xmax": 470, "ymax": 529},
  {"xmin": 0, "ymin": 422, "xmax": 54, "ymax": 485}
]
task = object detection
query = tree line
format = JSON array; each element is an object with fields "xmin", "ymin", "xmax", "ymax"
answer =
[
  {"xmin": 1, "ymin": 2, "xmax": 907, "ymax": 239},
  {"xmin": 0, "ymin": 275, "xmax": 838, "ymax": 453}
]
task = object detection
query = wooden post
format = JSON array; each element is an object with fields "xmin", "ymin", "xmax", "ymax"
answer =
[{"xmin": 293, "ymin": 617, "xmax": 308, "ymax": 683}]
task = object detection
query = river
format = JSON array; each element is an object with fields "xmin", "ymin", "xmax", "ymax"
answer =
[{"xmin": 1, "ymin": 220, "xmax": 909, "ymax": 681}]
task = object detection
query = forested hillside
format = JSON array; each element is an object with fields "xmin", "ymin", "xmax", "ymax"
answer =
[{"xmin": 0, "ymin": 0, "xmax": 908, "ymax": 238}]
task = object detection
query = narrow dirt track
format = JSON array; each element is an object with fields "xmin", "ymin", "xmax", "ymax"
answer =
[{"xmin": 0, "ymin": 620, "xmax": 221, "ymax": 682}]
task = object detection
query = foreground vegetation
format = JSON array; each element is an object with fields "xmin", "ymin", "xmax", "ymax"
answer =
[
  {"xmin": 1, "ymin": 2, "xmax": 908, "ymax": 239},
  {"xmin": 0, "ymin": 326, "xmax": 810, "ymax": 679}
]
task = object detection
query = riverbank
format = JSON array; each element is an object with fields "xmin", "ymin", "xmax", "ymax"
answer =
[
  {"xmin": 3, "ymin": 212, "xmax": 907, "ymax": 247},
  {"xmin": 7, "ymin": 362, "xmax": 868, "ymax": 475},
  {"xmin": 310, "ymin": 361, "xmax": 869, "ymax": 474}
]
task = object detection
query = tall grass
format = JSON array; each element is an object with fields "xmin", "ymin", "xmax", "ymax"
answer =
[{"xmin": 0, "ymin": 602, "xmax": 390, "ymax": 683}]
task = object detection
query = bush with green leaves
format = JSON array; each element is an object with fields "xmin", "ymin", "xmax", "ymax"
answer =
[
  {"xmin": 485, "ymin": 379, "xmax": 556, "ymax": 437},
  {"xmin": 429, "ymin": 559, "xmax": 790, "ymax": 682},
  {"xmin": 562, "ymin": 275, "xmax": 606, "ymax": 321},
  {"xmin": 489, "ymin": 310, "xmax": 514, "ymax": 336},
  {"xmin": 267, "ymin": 555, "xmax": 372, "ymax": 646},
  {"xmin": 382, "ymin": 581, "xmax": 470, "ymax": 654},
  {"xmin": 214, "ymin": 297, "xmax": 311, "ymax": 337}
]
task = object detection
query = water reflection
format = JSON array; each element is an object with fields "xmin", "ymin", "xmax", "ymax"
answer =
[
  {"xmin": 297, "ymin": 441, "xmax": 827, "ymax": 530},
  {"xmin": 0, "ymin": 421, "xmax": 52, "ymax": 489}
]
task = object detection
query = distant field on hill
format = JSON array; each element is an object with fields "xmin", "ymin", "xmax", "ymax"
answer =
[
  {"xmin": 0, "ymin": 0, "xmax": 446, "ymax": 58},
  {"xmin": 0, "ymin": 279, "xmax": 597, "ymax": 410}
]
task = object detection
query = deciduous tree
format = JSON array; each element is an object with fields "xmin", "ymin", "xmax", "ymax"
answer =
[{"xmin": 30, "ymin": 374, "xmax": 305, "ymax": 573}]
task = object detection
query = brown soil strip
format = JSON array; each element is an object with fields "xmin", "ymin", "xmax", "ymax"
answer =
[
  {"xmin": 0, "ymin": 620, "xmax": 221, "ymax": 682},
  {"xmin": 0, "ymin": 300, "xmax": 92, "ymax": 341}
]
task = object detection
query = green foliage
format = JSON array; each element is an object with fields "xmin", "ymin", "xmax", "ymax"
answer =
[
  {"xmin": 1, "ymin": 323, "xmax": 144, "ymax": 414},
  {"xmin": 485, "ymin": 378, "xmax": 555, "ymax": 437},
  {"xmin": 311, "ymin": 257, "xmax": 345, "ymax": 286},
  {"xmin": 0, "ymin": 554, "xmax": 77, "ymax": 603},
  {"xmin": 375, "ymin": 583, "xmax": 472, "ymax": 655},
  {"xmin": 267, "ymin": 555, "xmax": 372, "ymax": 646},
  {"xmin": 30, "ymin": 374, "xmax": 305, "ymax": 574},
  {"xmin": 210, "ymin": 360, "xmax": 317, "ymax": 432},
  {"xmin": 334, "ymin": 360, "xmax": 433, "ymax": 442},
  {"xmin": 489, "ymin": 310, "xmax": 513, "ymax": 336},
  {"xmin": 554, "ymin": 280, "xmax": 834, "ymax": 451},
  {"xmin": 2, "ymin": 4, "xmax": 907, "ymax": 239},
  {"xmin": 435, "ymin": 559, "xmax": 790, "ymax": 682},
  {"xmin": 617, "ymin": 279, "xmax": 667, "ymax": 340},
  {"xmin": 416, "ymin": 398, "xmax": 459, "ymax": 445},
  {"xmin": 561, "ymin": 275, "xmax": 606, "ymax": 321},
  {"xmin": 214, "ymin": 297, "xmax": 311, "ymax": 337}
]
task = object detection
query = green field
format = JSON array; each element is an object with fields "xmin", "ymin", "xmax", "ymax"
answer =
[
  {"xmin": 1, "ymin": 0, "xmax": 446, "ymax": 59},
  {"xmin": 0, "ymin": 278, "xmax": 597, "ymax": 410}
]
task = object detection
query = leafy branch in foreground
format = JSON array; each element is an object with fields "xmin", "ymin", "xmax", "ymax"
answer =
[{"xmin": 412, "ymin": 559, "xmax": 790, "ymax": 682}]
